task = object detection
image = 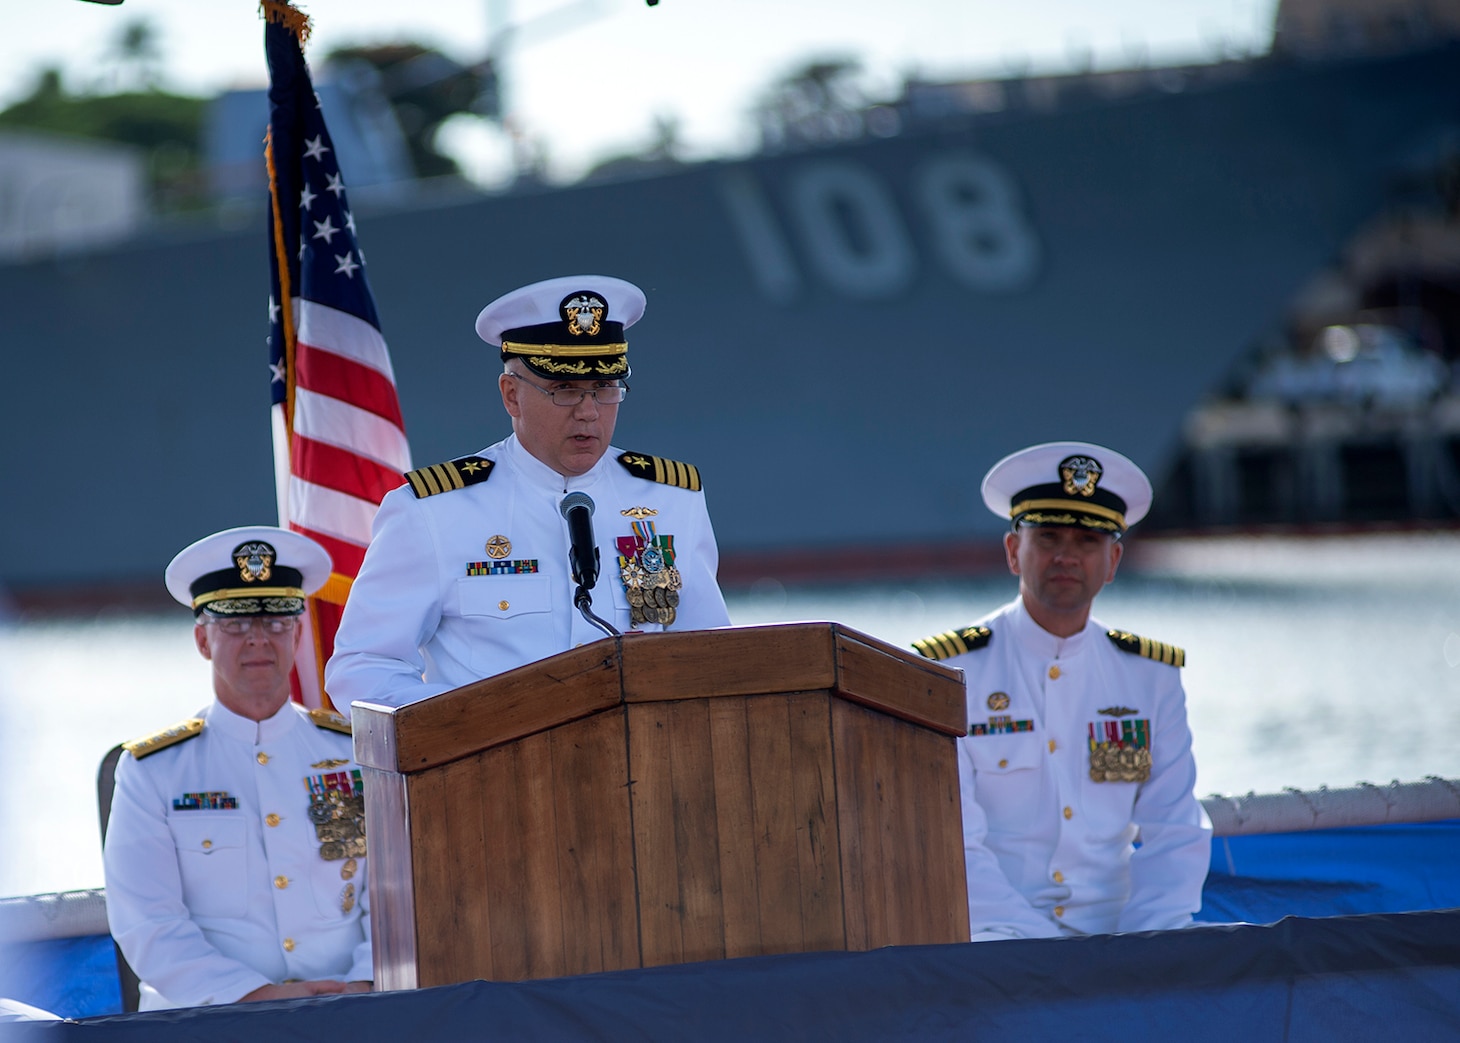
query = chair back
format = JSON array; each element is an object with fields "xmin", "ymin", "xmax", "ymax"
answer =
[{"xmin": 96, "ymin": 743, "xmax": 142, "ymax": 1014}]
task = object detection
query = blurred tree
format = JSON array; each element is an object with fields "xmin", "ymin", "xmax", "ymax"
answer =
[
  {"xmin": 324, "ymin": 43, "xmax": 492, "ymax": 180},
  {"xmin": 108, "ymin": 19, "xmax": 165, "ymax": 92},
  {"xmin": 753, "ymin": 57, "xmax": 872, "ymax": 152},
  {"xmin": 0, "ymin": 66, "xmax": 205, "ymax": 210},
  {"xmin": 582, "ymin": 114, "xmax": 685, "ymax": 183}
]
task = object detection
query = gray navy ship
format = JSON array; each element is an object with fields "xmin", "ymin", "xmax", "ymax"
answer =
[{"xmin": 3, "ymin": 0, "xmax": 1460, "ymax": 599}]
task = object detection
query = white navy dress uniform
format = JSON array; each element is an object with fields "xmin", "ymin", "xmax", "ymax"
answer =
[
  {"xmin": 912, "ymin": 443, "xmax": 1211, "ymax": 940},
  {"xmin": 326, "ymin": 275, "xmax": 731, "ymax": 714},
  {"xmin": 104, "ymin": 528, "xmax": 371, "ymax": 1009}
]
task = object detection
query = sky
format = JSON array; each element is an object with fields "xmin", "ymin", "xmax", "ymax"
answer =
[{"xmin": 4, "ymin": 0, "xmax": 1278, "ymax": 183}]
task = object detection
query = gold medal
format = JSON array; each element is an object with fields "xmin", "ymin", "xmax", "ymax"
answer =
[{"xmin": 1088, "ymin": 744, "xmax": 1151, "ymax": 783}]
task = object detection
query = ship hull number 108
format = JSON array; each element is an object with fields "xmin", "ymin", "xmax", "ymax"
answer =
[{"xmin": 718, "ymin": 151, "xmax": 1042, "ymax": 302}]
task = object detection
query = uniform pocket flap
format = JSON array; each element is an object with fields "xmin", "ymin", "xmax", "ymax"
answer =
[
  {"xmin": 968, "ymin": 735, "xmax": 1041, "ymax": 774},
  {"xmin": 457, "ymin": 573, "xmax": 553, "ymax": 619},
  {"xmin": 167, "ymin": 813, "xmax": 246, "ymax": 855}
]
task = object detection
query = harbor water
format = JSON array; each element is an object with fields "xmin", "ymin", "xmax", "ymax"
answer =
[{"xmin": 2, "ymin": 532, "xmax": 1459, "ymax": 900}]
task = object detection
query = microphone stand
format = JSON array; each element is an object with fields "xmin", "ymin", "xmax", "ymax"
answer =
[{"xmin": 574, "ymin": 585, "xmax": 620, "ymax": 638}]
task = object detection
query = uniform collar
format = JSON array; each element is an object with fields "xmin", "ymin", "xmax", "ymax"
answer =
[
  {"xmin": 501, "ymin": 433, "xmax": 615, "ymax": 493},
  {"xmin": 1009, "ymin": 596, "xmax": 1095, "ymax": 659},
  {"xmin": 205, "ymin": 699, "xmax": 301, "ymax": 745}
]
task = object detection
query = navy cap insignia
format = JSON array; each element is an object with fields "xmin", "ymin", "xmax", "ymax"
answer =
[
  {"xmin": 561, "ymin": 291, "xmax": 607, "ymax": 336},
  {"xmin": 987, "ymin": 691, "xmax": 1010, "ymax": 711},
  {"xmin": 233, "ymin": 541, "xmax": 276, "ymax": 583},
  {"xmin": 485, "ymin": 535, "xmax": 512, "ymax": 559},
  {"xmin": 1060, "ymin": 455, "xmax": 1103, "ymax": 498}
]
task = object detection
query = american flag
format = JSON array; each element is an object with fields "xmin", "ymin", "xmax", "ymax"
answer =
[{"xmin": 263, "ymin": 1, "xmax": 411, "ymax": 709}]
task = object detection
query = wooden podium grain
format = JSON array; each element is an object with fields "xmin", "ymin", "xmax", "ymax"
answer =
[{"xmin": 351, "ymin": 622, "xmax": 970, "ymax": 990}]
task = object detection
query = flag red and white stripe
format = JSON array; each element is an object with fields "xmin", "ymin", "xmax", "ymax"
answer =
[{"xmin": 264, "ymin": 1, "xmax": 409, "ymax": 708}]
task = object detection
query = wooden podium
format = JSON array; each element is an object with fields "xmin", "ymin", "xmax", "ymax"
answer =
[{"xmin": 351, "ymin": 622, "xmax": 970, "ymax": 990}]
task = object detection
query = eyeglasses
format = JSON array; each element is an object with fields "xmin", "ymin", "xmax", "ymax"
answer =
[
  {"xmin": 508, "ymin": 373, "xmax": 628, "ymax": 407},
  {"xmin": 203, "ymin": 616, "xmax": 299, "ymax": 636}
]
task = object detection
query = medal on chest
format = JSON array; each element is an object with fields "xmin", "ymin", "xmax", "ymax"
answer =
[
  {"xmin": 304, "ymin": 768, "xmax": 367, "ymax": 860},
  {"xmin": 617, "ymin": 519, "xmax": 682, "ymax": 626},
  {"xmin": 1087, "ymin": 715, "xmax": 1152, "ymax": 782}
]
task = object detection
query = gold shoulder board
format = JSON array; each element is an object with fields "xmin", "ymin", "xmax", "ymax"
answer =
[
  {"xmin": 404, "ymin": 456, "xmax": 494, "ymax": 499},
  {"xmin": 912, "ymin": 625, "xmax": 992, "ymax": 661},
  {"xmin": 616, "ymin": 451, "xmax": 702, "ymax": 491},
  {"xmin": 1107, "ymin": 629, "xmax": 1186, "ymax": 668},
  {"xmin": 307, "ymin": 708, "xmax": 353, "ymax": 735},
  {"xmin": 123, "ymin": 717, "xmax": 205, "ymax": 760}
]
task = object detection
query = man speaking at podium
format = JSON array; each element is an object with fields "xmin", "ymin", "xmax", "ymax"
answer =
[{"xmin": 327, "ymin": 275, "xmax": 731, "ymax": 715}]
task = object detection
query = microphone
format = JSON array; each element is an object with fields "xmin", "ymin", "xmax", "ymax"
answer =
[{"xmin": 559, "ymin": 492, "xmax": 600, "ymax": 591}]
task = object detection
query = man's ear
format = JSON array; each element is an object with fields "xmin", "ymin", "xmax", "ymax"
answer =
[
  {"xmin": 1003, "ymin": 530, "xmax": 1021, "ymax": 576},
  {"xmin": 499, "ymin": 371, "xmax": 522, "ymax": 419},
  {"xmin": 1105, "ymin": 538, "xmax": 1124, "ymax": 584},
  {"xmin": 193, "ymin": 622, "xmax": 213, "ymax": 662}
]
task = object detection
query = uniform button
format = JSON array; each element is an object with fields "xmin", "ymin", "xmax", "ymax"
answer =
[
  {"xmin": 201, "ymin": 839, "xmax": 213, "ymax": 850},
  {"xmin": 1063, "ymin": 806, "xmax": 1073, "ymax": 820},
  {"xmin": 265, "ymin": 813, "xmax": 281, "ymax": 827},
  {"xmin": 1048, "ymin": 739, "xmax": 1057, "ymax": 753},
  {"xmin": 498, "ymin": 600, "xmax": 510, "ymax": 611},
  {"xmin": 1048, "ymin": 665, "xmax": 1061, "ymax": 680},
  {"xmin": 256, "ymin": 752, "xmax": 270, "ymax": 765},
  {"xmin": 1052, "ymin": 870, "xmax": 1064, "ymax": 883},
  {"xmin": 997, "ymin": 758, "xmax": 1008, "ymax": 769},
  {"xmin": 283, "ymin": 938, "xmax": 295, "ymax": 952},
  {"xmin": 274, "ymin": 876, "xmax": 290, "ymax": 890},
  {"xmin": 1054, "ymin": 905, "xmax": 1065, "ymax": 917}
]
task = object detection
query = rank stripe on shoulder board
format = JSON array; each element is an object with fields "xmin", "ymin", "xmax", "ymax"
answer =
[
  {"xmin": 617, "ymin": 451, "xmax": 701, "ymax": 491},
  {"xmin": 308, "ymin": 707, "xmax": 353, "ymax": 735},
  {"xmin": 404, "ymin": 456, "xmax": 494, "ymax": 499},
  {"xmin": 124, "ymin": 717, "xmax": 205, "ymax": 759},
  {"xmin": 912, "ymin": 625, "xmax": 992, "ymax": 661},
  {"xmin": 1107, "ymin": 629, "xmax": 1186, "ymax": 667}
]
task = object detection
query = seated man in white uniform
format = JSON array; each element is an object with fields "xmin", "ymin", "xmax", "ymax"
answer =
[
  {"xmin": 104, "ymin": 527, "xmax": 372, "ymax": 1008},
  {"xmin": 327, "ymin": 275, "xmax": 732, "ymax": 714},
  {"xmin": 911, "ymin": 443, "xmax": 1211, "ymax": 940}
]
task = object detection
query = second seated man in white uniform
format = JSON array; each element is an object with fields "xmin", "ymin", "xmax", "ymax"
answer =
[
  {"xmin": 327, "ymin": 275, "xmax": 731, "ymax": 714},
  {"xmin": 911, "ymin": 442, "xmax": 1211, "ymax": 941}
]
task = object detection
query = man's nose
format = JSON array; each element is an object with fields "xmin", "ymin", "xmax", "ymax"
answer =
[{"xmin": 571, "ymin": 392, "xmax": 600, "ymax": 418}]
